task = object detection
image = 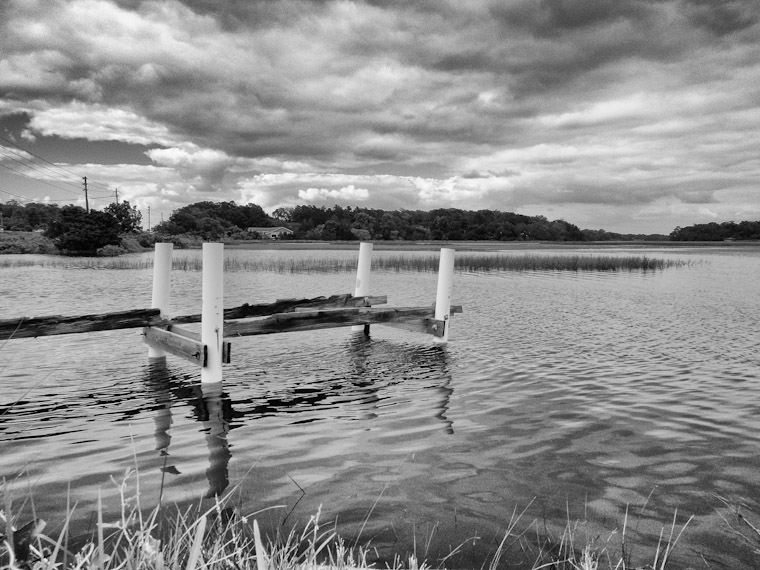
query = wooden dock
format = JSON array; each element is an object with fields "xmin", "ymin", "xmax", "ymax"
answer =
[{"xmin": 2, "ymin": 242, "xmax": 461, "ymax": 383}]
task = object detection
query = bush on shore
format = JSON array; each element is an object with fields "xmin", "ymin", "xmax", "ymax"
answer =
[{"xmin": 0, "ymin": 231, "xmax": 57, "ymax": 254}]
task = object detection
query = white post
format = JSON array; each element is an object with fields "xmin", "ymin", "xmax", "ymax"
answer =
[
  {"xmin": 149, "ymin": 243, "xmax": 173, "ymax": 359},
  {"xmin": 352, "ymin": 242, "xmax": 373, "ymax": 334},
  {"xmin": 202, "ymin": 243, "xmax": 224, "ymax": 384},
  {"xmin": 434, "ymin": 248, "xmax": 455, "ymax": 344}
]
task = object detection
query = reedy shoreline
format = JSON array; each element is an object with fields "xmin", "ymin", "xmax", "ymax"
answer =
[
  {"xmin": 1, "ymin": 472, "xmax": 696, "ymax": 570},
  {"xmin": 0, "ymin": 253, "xmax": 689, "ymax": 273}
]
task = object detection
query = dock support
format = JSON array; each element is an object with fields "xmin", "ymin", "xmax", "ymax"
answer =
[
  {"xmin": 201, "ymin": 243, "xmax": 224, "ymax": 384},
  {"xmin": 149, "ymin": 243, "xmax": 173, "ymax": 359},
  {"xmin": 352, "ymin": 242, "xmax": 373, "ymax": 335},
  {"xmin": 433, "ymin": 248, "xmax": 455, "ymax": 344}
]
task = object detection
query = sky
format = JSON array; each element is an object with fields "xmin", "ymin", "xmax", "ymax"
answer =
[{"xmin": 1, "ymin": 0, "xmax": 758, "ymax": 234}]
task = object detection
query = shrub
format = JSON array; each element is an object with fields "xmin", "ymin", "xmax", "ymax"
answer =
[{"xmin": 97, "ymin": 244, "xmax": 127, "ymax": 256}]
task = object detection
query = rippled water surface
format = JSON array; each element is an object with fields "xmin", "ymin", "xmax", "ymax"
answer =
[{"xmin": 2, "ymin": 245, "xmax": 759, "ymax": 569}]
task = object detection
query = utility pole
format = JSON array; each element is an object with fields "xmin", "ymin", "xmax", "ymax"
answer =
[
  {"xmin": 148, "ymin": 205, "xmax": 151, "ymax": 231},
  {"xmin": 115, "ymin": 188, "xmax": 119, "ymax": 204},
  {"xmin": 83, "ymin": 176, "xmax": 89, "ymax": 213}
]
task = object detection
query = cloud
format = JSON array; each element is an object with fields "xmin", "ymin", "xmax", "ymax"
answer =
[
  {"xmin": 1, "ymin": 0, "xmax": 760, "ymax": 233},
  {"xmin": 145, "ymin": 144, "xmax": 237, "ymax": 190},
  {"xmin": 27, "ymin": 101, "xmax": 176, "ymax": 146},
  {"xmin": 299, "ymin": 185, "xmax": 370, "ymax": 202}
]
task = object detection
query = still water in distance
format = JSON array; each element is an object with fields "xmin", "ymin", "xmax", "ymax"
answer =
[{"xmin": 2, "ymin": 245, "xmax": 760, "ymax": 569}]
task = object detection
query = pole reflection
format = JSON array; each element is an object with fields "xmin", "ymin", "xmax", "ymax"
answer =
[
  {"xmin": 198, "ymin": 382, "xmax": 232, "ymax": 498},
  {"xmin": 344, "ymin": 335, "xmax": 455, "ymax": 434},
  {"xmin": 143, "ymin": 360, "xmax": 233, "ymax": 499},
  {"xmin": 142, "ymin": 335, "xmax": 454, "ymax": 501}
]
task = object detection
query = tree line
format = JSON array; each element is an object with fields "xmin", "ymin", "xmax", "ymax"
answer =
[
  {"xmin": 4, "ymin": 199, "xmax": 759, "ymax": 253},
  {"xmin": 1, "ymin": 200, "xmax": 145, "ymax": 255},
  {"xmin": 154, "ymin": 201, "xmax": 593, "ymax": 241},
  {"xmin": 154, "ymin": 202, "xmax": 676, "ymax": 242},
  {"xmin": 670, "ymin": 221, "xmax": 760, "ymax": 241}
]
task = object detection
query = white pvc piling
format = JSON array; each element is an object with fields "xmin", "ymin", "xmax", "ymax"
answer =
[
  {"xmin": 433, "ymin": 248, "xmax": 455, "ymax": 344},
  {"xmin": 352, "ymin": 242, "xmax": 373, "ymax": 334},
  {"xmin": 201, "ymin": 243, "xmax": 224, "ymax": 384},
  {"xmin": 149, "ymin": 242, "xmax": 173, "ymax": 359}
]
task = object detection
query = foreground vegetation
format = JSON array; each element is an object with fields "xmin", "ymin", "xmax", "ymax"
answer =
[
  {"xmin": 1, "ymin": 472, "xmax": 698, "ymax": 570},
  {"xmin": 0, "ymin": 253, "xmax": 688, "ymax": 273}
]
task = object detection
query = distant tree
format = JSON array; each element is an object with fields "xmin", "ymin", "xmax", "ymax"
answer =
[
  {"xmin": 154, "ymin": 201, "xmax": 271, "ymax": 239},
  {"xmin": 46, "ymin": 205, "xmax": 121, "ymax": 255},
  {"xmin": 104, "ymin": 201, "xmax": 142, "ymax": 233},
  {"xmin": 0, "ymin": 201, "xmax": 62, "ymax": 231},
  {"xmin": 272, "ymin": 207, "xmax": 294, "ymax": 223}
]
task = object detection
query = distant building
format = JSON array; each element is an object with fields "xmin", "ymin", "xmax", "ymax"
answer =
[{"xmin": 247, "ymin": 226, "xmax": 294, "ymax": 239}]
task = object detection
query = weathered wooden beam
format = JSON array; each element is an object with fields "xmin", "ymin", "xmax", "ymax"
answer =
[
  {"xmin": 143, "ymin": 327, "xmax": 207, "ymax": 366},
  {"xmin": 0, "ymin": 295, "xmax": 390, "ymax": 340},
  {"xmin": 0, "ymin": 309, "xmax": 165, "ymax": 340},
  {"xmin": 223, "ymin": 306, "xmax": 458, "ymax": 337},
  {"xmin": 165, "ymin": 324, "xmax": 231, "ymax": 364},
  {"xmin": 377, "ymin": 318, "xmax": 447, "ymax": 337},
  {"xmin": 169, "ymin": 294, "xmax": 388, "ymax": 324},
  {"xmin": 294, "ymin": 304, "xmax": 462, "ymax": 314}
]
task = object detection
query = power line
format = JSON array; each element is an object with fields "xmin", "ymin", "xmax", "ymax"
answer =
[
  {"xmin": 0, "ymin": 188, "xmax": 72, "ymax": 203},
  {"xmin": 0, "ymin": 147, "xmax": 84, "ymax": 195},
  {"xmin": 0, "ymin": 161, "xmax": 92, "ymax": 197},
  {"xmin": 0, "ymin": 135, "xmax": 97, "ymax": 185},
  {"xmin": 0, "ymin": 135, "xmax": 114, "ymax": 195}
]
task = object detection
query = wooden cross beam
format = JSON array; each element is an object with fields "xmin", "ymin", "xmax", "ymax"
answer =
[
  {"xmin": 0, "ymin": 294, "xmax": 388, "ymax": 340},
  {"xmin": 224, "ymin": 306, "xmax": 462, "ymax": 338}
]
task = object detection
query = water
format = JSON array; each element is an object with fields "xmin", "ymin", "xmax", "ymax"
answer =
[{"xmin": 2, "ymin": 245, "xmax": 760, "ymax": 569}]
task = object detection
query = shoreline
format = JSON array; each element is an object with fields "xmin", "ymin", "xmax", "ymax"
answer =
[
  {"xmin": 222, "ymin": 238, "xmax": 760, "ymax": 253},
  {"xmin": 2, "ymin": 227, "xmax": 759, "ymax": 256}
]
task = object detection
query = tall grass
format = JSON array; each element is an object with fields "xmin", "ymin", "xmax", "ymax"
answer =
[
  {"xmin": 0, "ymin": 254, "xmax": 688, "ymax": 273},
  {"xmin": 1, "ymin": 472, "xmax": 697, "ymax": 570},
  {"xmin": 1, "ymin": 472, "xmax": 379, "ymax": 570}
]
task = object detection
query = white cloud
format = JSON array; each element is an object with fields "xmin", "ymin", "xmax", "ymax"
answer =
[
  {"xmin": 299, "ymin": 184, "xmax": 370, "ymax": 202},
  {"xmin": 29, "ymin": 101, "xmax": 176, "ymax": 146}
]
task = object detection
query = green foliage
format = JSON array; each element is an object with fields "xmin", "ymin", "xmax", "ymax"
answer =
[
  {"xmin": 0, "ymin": 231, "xmax": 57, "ymax": 254},
  {"xmin": 104, "ymin": 201, "xmax": 142, "ymax": 233},
  {"xmin": 154, "ymin": 201, "xmax": 270, "ymax": 239},
  {"xmin": 45, "ymin": 205, "xmax": 121, "ymax": 255},
  {"xmin": 670, "ymin": 220, "xmax": 760, "ymax": 241},
  {"xmin": 0, "ymin": 200, "xmax": 60, "ymax": 232}
]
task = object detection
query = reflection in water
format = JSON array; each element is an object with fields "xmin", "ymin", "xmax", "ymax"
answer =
[
  {"xmin": 4, "ymin": 247, "xmax": 760, "ymax": 570},
  {"xmin": 198, "ymin": 382, "xmax": 232, "ymax": 498},
  {"xmin": 143, "ymin": 359, "xmax": 233, "ymax": 499},
  {"xmin": 140, "ymin": 335, "xmax": 455, "ymax": 502},
  {"xmin": 346, "ymin": 332, "xmax": 454, "ymax": 431},
  {"xmin": 146, "ymin": 358, "xmax": 172, "ymax": 454}
]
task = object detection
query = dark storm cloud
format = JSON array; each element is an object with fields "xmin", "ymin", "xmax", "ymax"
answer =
[
  {"xmin": 683, "ymin": 0, "xmax": 758, "ymax": 36},
  {"xmin": 1, "ymin": 0, "xmax": 759, "ymax": 233}
]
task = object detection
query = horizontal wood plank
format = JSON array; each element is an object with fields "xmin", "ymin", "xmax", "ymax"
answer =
[
  {"xmin": 143, "ymin": 327, "xmax": 206, "ymax": 366},
  {"xmin": 0, "ymin": 295, "xmax": 391, "ymax": 340},
  {"xmin": 171, "ymin": 294, "xmax": 388, "ymax": 323},
  {"xmin": 224, "ymin": 307, "xmax": 454, "ymax": 337},
  {"xmin": 375, "ymin": 318, "xmax": 447, "ymax": 337},
  {"xmin": 1, "ymin": 309, "xmax": 164, "ymax": 340}
]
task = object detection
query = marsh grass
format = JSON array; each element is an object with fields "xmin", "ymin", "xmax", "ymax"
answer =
[
  {"xmin": 0, "ymin": 471, "xmax": 382, "ymax": 570},
  {"xmin": 712, "ymin": 493, "xmax": 760, "ymax": 557},
  {"xmin": 1, "ymin": 470, "xmax": 697, "ymax": 570},
  {"xmin": 0, "ymin": 254, "xmax": 688, "ymax": 273}
]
